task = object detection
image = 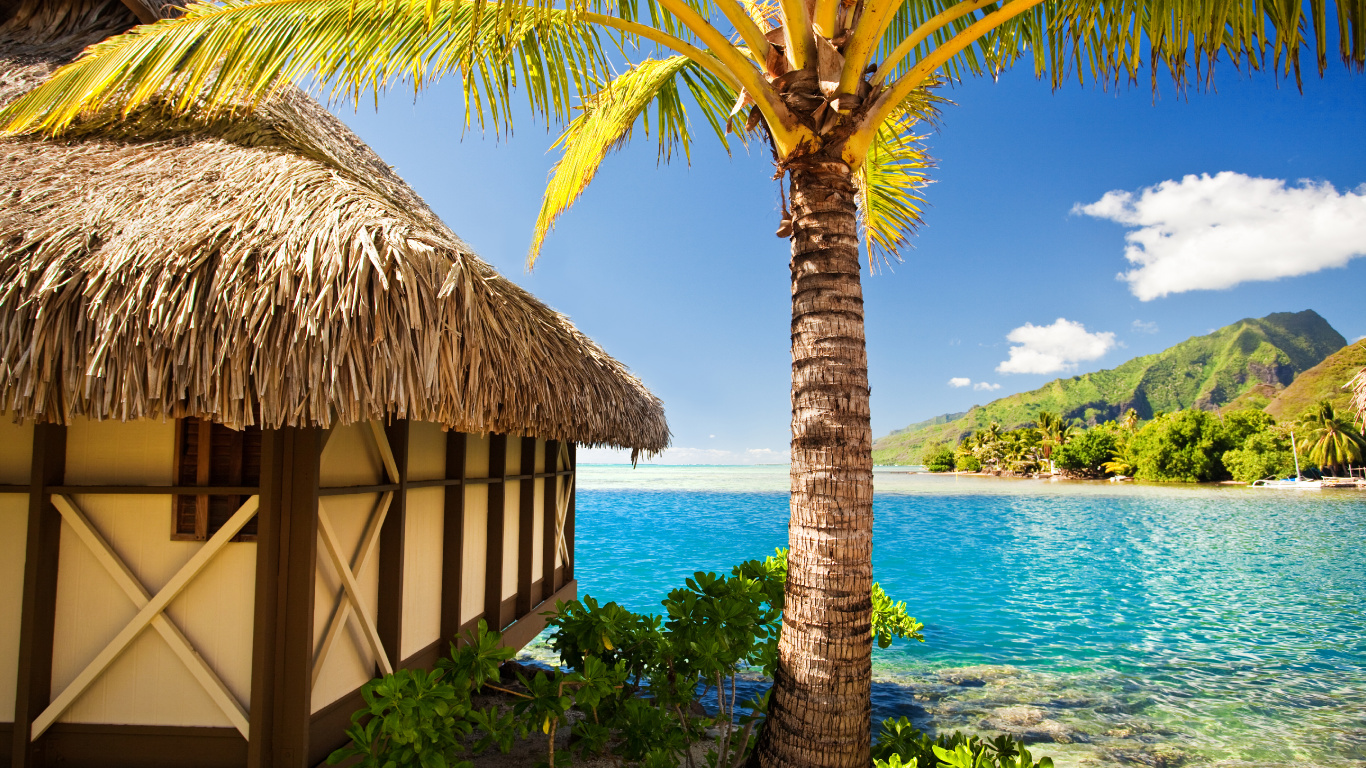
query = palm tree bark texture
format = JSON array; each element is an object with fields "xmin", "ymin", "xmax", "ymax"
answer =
[{"xmin": 759, "ymin": 154, "xmax": 874, "ymax": 768}]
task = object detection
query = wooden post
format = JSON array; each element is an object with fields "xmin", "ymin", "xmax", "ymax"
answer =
[
  {"xmin": 542, "ymin": 440, "xmax": 559, "ymax": 593},
  {"xmin": 515, "ymin": 436, "xmax": 536, "ymax": 617},
  {"xmin": 248, "ymin": 427, "xmax": 321, "ymax": 768},
  {"xmin": 377, "ymin": 420, "xmax": 409, "ymax": 670},
  {"xmin": 11, "ymin": 423, "xmax": 66, "ymax": 768},
  {"xmin": 440, "ymin": 432, "xmax": 467, "ymax": 642},
  {"xmin": 564, "ymin": 444, "xmax": 576, "ymax": 581},
  {"xmin": 484, "ymin": 434, "xmax": 507, "ymax": 630}
]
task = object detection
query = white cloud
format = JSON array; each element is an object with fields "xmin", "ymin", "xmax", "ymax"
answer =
[
  {"xmin": 948, "ymin": 377, "xmax": 972, "ymax": 388},
  {"xmin": 996, "ymin": 318, "xmax": 1117, "ymax": 375},
  {"xmin": 1075, "ymin": 172, "xmax": 1366, "ymax": 301},
  {"xmin": 973, "ymin": 382, "xmax": 1001, "ymax": 391},
  {"xmin": 1131, "ymin": 320, "xmax": 1159, "ymax": 334},
  {"xmin": 576, "ymin": 445, "xmax": 789, "ymax": 465}
]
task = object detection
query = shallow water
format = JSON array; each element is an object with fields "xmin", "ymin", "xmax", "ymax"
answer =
[{"xmin": 522, "ymin": 466, "xmax": 1366, "ymax": 768}]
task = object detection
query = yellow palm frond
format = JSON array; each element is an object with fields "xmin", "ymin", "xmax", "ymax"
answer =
[
  {"xmin": 528, "ymin": 56, "xmax": 738, "ymax": 265},
  {"xmin": 854, "ymin": 89, "xmax": 938, "ymax": 266},
  {"xmin": 0, "ymin": 0, "xmax": 610, "ymax": 137}
]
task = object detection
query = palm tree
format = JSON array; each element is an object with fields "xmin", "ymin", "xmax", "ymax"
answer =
[
  {"xmin": 1121, "ymin": 408, "xmax": 1139, "ymax": 432},
  {"xmin": 1296, "ymin": 400, "xmax": 1366, "ymax": 477},
  {"xmin": 2, "ymin": 1, "xmax": 1360, "ymax": 764}
]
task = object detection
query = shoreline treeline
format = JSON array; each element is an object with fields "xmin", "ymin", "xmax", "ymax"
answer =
[{"xmin": 923, "ymin": 401, "xmax": 1366, "ymax": 483}]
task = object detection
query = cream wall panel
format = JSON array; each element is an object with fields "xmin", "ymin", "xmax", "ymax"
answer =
[
  {"xmin": 401, "ymin": 487, "xmax": 444, "ymax": 659},
  {"xmin": 465, "ymin": 434, "xmax": 490, "ymax": 478},
  {"xmin": 320, "ymin": 423, "xmax": 384, "ymax": 488},
  {"xmin": 506, "ymin": 436, "xmax": 521, "ymax": 477},
  {"xmin": 51, "ymin": 494, "xmax": 255, "ymax": 726},
  {"xmin": 554, "ymin": 474, "xmax": 565, "ymax": 570},
  {"xmin": 532, "ymin": 479, "xmax": 544, "ymax": 586},
  {"xmin": 460, "ymin": 485, "xmax": 487, "ymax": 626},
  {"xmin": 0, "ymin": 494, "xmax": 29, "ymax": 720},
  {"xmin": 0, "ymin": 417, "xmax": 33, "ymax": 483},
  {"xmin": 313, "ymin": 493, "xmax": 383, "ymax": 713},
  {"xmin": 65, "ymin": 418, "xmax": 173, "ymax": 485},
  {"xmin": 407, "ymin": 422, "xmax": 448, "ymax": 482},
  {"xmin": 503, "ymin": 476, "xmax": 518, "ymax": 601}
]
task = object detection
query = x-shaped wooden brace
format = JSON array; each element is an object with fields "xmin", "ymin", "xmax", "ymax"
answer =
[
  {"xmin": 311, "ymin": 421, "xmax": 399, "ymax": 686},
  {"xmin": 32, "ymin": 495, "xmax": 259, "ymax": 740},
  {"xmin": 555, "ymin": 442, "xmax": 574, "ymax": 569}
]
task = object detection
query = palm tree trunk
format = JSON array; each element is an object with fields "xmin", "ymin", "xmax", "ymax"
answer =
[{"xmin": 758, "ymin": 156, "xmax": 873, "ymax": 768}]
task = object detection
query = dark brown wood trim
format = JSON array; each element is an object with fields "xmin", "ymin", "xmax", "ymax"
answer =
[
  {"xmin": 439, "ymin": 432, "xmax": 467, "ymax": 642},
  {"xmin": 484, "ymin": 434, "xmax": 508, "ymax": 630},
  {"xmin": 564, "ymin": 444, "xmax": 576, "ymax": 582},
  {"xmin": 195, "ymin": 419, "xmax": 213, "ymax": 540},
  {"xmin": 515, "ymin": 436, "xmax": 537, "ymax": 616},
  {"xmin": 400, "ymin": 637, "xmax": 446, "ymax": 672},
  {"xmin": 317, "ymin": 483, "xmax": 402, "ymax": 496},
  {"xmin": 249, "ymin": 427, "xmax": 321, "ymax": 768},
  {"xmin": 12, "ymin": 422, "xmax": 65, "ymax": 768},
  {"xmin": 377, "ymin": 419, "xmax": 409, "ymax": 672},
  {"xmin": 500, "ymin": 580, "xmax": 578, "ymax": 653},
  {"xmin": 0, "ymin": 485, "xmax": 25, "ymax": 493},
  {"xmin": 248, "ymin": 430, "xmax": 283, "ymax": 768},
  {"xmin": 48, "ymin": 485, "xmax": 260, "ymax": 495},
  {"xmin": 543, "ymin": 440, "xmax": 559, "ymax": 593},
  {"xmin": 41, "ymin": 723, "xmax": 246, "ymax": 768}
]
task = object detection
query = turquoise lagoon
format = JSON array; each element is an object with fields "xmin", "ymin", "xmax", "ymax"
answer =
[{"xmin": 522, "ymin": 465, "xmax": 1366, "ymax": 768}]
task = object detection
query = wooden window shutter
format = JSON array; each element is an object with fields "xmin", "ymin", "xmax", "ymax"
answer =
[{"xmin": 173, "ymin": 417, "xmax": 262, "ymax": 540}]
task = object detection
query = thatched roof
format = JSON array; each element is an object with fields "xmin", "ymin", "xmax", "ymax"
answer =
[{"xmin": 0, "ymin": 0, "xmax": 669, "ymax": 454}]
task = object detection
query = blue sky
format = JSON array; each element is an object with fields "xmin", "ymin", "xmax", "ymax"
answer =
[{"xmin": 333, "ymin": 60, "xmax": 1365, "ymax": 464}]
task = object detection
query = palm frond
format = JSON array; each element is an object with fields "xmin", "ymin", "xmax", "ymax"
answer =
[
  {"xmin": 874, "ymin": 0, "xmax": 1364, "ymax": 98},
  {"xmin": 0, "ymin": 0, "xmax": 612, "ymax": 137},
  {"xmin": 854, "ymin": 90, "xmax": 937, "ymax": 266},
  {"xmin": 529, "ymin": 56, "xmax": 739, "ymax": 265}
]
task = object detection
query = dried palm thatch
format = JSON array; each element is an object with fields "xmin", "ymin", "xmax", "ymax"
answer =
[{"xmin": 0, "ymin": 0, "xmax": 669, "ymax": 455}]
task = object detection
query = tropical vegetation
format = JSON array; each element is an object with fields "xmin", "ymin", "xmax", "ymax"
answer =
[
  {"xmin": 3, "ymin": 0, "xmax": 1362, "ymax": 763},
  {"xmin": 329, "ymin": 548, "xmax": 1050, "ymax": 768},
  {"xmin": 925, "ymin": 401, "xmax": 1365, "ymax": 482}
]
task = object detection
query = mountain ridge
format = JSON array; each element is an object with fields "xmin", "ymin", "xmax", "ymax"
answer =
[{"xmin": 873, "ymin": 310, "xmax": 1347, "ymax": 465}]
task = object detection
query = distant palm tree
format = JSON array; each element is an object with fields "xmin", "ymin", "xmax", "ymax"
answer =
[
  {"xmin": 1035, "ymin": 410, "xmax": 1073, "ymax": 470},
  {"xmin": 1101, "ymin": 449, "xmax": 1135, "ymax": 477},
  {"xmin": 1297, "ymin": 400, "xmax": 1366, "ymax": 477},
  {"xmin": 1121, "ymin": 409, "xmax": 1139, "ymax": 432}
]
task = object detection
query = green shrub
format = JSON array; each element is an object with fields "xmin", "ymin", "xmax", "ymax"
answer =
[
  {"xmin": 872, "ymin": 717, "xmax": 1053, "ymax": 768},
  {"xmin": 1054, "ymin": 427, "xmax": 1120, "ymax": 477},
  {"xmin": 1129, "ymin": 410, "xmax": 1235, "ymax": 482},
  {"xmin": 954, "ymin": 451, "xmax": 981, "ymax": 472},
  {"xmin": 1223, "ymin": 429, "xmax": 1297, "ymax": 481},
  {"xmin": 923, "ymin": 445, "xmax": 956, "ymax": 472}
]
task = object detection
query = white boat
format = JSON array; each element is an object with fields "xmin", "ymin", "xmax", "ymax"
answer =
[
  {"xmin": 1251, "ymin": 430, "xmax": 1321, "ymax": 489},
  {"xmin": 1251, "ymin": 477, "xmax": 1322, "ymax": 489}
]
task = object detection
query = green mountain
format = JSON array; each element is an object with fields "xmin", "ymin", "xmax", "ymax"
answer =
[
  {"xmin": 1263, "ymin": 339, "xmax": 1366, "ymax": 422},
  {"xmin": 873, "ymin": 310, "xmax": 1347, "ymax": 464}
]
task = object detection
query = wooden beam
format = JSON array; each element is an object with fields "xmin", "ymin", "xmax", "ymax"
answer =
[
  {"xmin": 377, "ymin": 420, "xmax": 409, "ymax": 670},
  {"xmin": 565, "ymin": 444, "xmax": 576, "ymax": 581},
  {"xmin": 440, "ymin": 432, "xmax": 467, "ymax": 642},
  {"xmin": 50, "ymin": 495, "xmax": 249, "ymax": 737},
  {"xmin": 11, "ymin": 422, "xmax": 65, "ymax": 768},
  {"xmin": 484, "ymin": 434, "xmax": 507, "ymax": 630},
  {"xmin": 311, "ymin": 493, "xmax": 392, "ymax": 688},
  {"xmin": 316, "ymin": 510, "xmax": 392, "ymax": 677},
  {"xmin": 248, "ymin": 427, "xmax": 322, "ymax": 768},
  {"xmin": 516, "ymin": 436, "xmax": 537, "ymax": 616},
  {"xmin": 50, "ymin": 485, "xmax": 260, "ymax": 495},
  {"xmin": 543, "ymin": 440, "xmax": 560, "ymax": 594},
  {"xmin": 248, "ymin": 431, "xmax": 284, "ymax": 768},
  {"xmin": 33, "ymin": 497, "xmax": 260, "ymax": 739}
]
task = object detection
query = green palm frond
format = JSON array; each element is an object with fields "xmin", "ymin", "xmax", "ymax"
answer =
[
  {"xmin": 0, "ymin": 0, "xmax": 611, "ymax": 137},
  {"xmin": 875, "ymin": 0, "xmax": 1364, "ymax": 97},
  {"xmin": 529, "ymin": 56, "xmax": 739, "ymax": 264},
  {"xmin": 854, "ymin": 91, "xmax": 938, "ymax": 266}
]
